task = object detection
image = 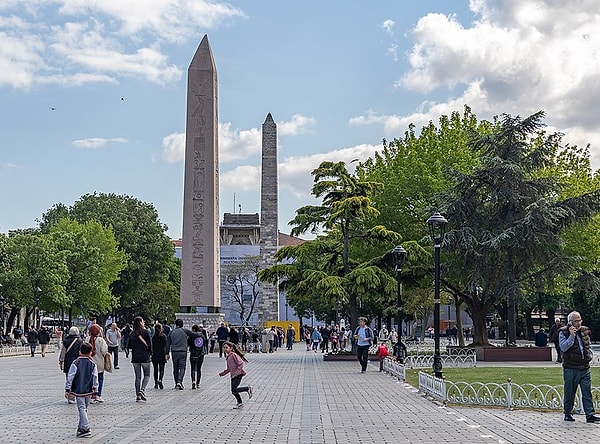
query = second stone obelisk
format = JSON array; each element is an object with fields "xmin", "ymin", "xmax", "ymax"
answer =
[{"xmin": 180, "ymin": 35, "xmax": 220, "ymax": 313}]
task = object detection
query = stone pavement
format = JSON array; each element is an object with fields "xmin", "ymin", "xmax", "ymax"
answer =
[{"xmin": 1, "ymin": 346, "xmax": 600, "ymax": 443}]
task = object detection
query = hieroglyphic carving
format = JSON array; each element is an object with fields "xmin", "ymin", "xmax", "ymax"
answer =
[{"xmin": 180, "ymin": 35, "xmax": 219, "ymax": 309}]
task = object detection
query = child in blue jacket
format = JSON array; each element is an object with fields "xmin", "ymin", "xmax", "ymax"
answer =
[{"xmin": 65, "ymin": 342, "xmax": 98, "ymax": 438}]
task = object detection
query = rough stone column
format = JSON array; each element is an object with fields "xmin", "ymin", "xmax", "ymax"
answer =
[
  {"xmin": 180, "ymin": 35, "xmax": 220, "ymax": 310},
  {"xmin": 258, "ymin": 113, "xmax": 279, "ymax": 322}
]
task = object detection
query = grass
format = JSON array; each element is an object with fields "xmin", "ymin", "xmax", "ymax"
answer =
[{"xmin": 404, "ymin": 366, "xmax": 600, "ymax": 388}]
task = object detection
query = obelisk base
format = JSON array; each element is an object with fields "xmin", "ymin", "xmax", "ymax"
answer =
[{"xmin": 175, "ymin": 312, "xmax": 225, "ymax": 331}]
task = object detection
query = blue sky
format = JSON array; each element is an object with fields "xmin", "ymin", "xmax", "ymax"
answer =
[{"xmin": 1, "ymin": 1, "xmax": 599, "ymax": 239}]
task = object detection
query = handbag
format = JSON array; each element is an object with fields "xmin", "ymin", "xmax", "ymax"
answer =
[{"xmin": 104, "ymin": 352, "xmax": 113, "ymax": 373}]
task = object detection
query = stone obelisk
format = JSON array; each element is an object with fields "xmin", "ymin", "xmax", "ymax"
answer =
[
  {"xmin": 179, "ymin": 35, "xmax": 222, "ymax": 327},
  {"xmin": 258, "ymin": 113, "xmax": 279, "ymax": 322}
]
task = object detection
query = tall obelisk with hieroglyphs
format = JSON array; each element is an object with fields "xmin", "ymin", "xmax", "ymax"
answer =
[
  {"xmin": 180, "ymin": 35, "xmax": 221, "ymax": 324},
  {"xmin": 258, "ymin": 113, "xmax": 279, "ymax": 321}
]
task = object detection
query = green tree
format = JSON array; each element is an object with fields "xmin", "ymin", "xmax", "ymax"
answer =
[
  {"xmin": 0, "ymin": 230, "xmax": 69, "ymax": 329},
  {"xmin": 40, "ymin": 193, "xmax": 174, "ymax": 319},
  {"xmin": 259, "ymin": 161, "xmax": 400, "ymax": 329},
  {"xmin": 439, "ymin": 111, "xmax": 600, "ymax": 345},
  {"xmin": 49, "ymin": 218, "xmax": 127, "ymax": 320}
]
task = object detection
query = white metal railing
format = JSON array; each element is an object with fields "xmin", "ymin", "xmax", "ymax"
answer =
[
  {"xmin": 445, "ymin": 380, "xmax": 600, "ymax": 412},
  {"xmin": 0, "ymin": 344, "xmax": 56, "ymax": 357},
  {"xmin": 405, "ymin": 350, "xmax": 476, "ymax": 369},
  {"xmin": 418, "ymin": 371, "xmax": 446, "ymax": 401},
  {"xmin": 382, "ymin": 357, "xmax": 406, "ymax": 381}
]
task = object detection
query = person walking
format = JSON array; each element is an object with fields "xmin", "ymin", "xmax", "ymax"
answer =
[
  {"xmin": 320, "ymin": 325, "xmax": 331, "ymax": 353},
  {"xmin": 167, "ymin": 318, "xmax": 200, "ymax": 390},
  {"xmin": 151, "ymin": 323, "xmax": 169, "ymax": 390},
  {"xmin": 64, "ymin": 342, "xmax": 98, "ymax": 438},
  {"xmin": 355, "ymin": 317, "xmax": 374, "ymax": 373},
  {"xmin": 59, "ymin": 326, "xmax": 83, "ymax": 404},
  {"xmin": 286, "ymin": 324, "xmax": 296, "ymax": 350},
  {"xmin": 38, "ymin": 326, "xmax": 51, "ymax": 357},
  {"xmin": 559, "ymin": 311, "xmax": 600, "ymax": 423},
  {"xmin": 218, "ymin": 341, "xmax": 253, "ymax": 409},
  {"xmin": 128, "ymin": 317, "xmax": 152, "ymax": 402},
  {"xmin": 188, "ymin": 324, "xmax": 208, "ymax": 389},
  {"xmin": 229, "ymin": 326, "xmax": 240, "ymax": 345},
  {"xmin": 105, "ymin": 323, "xmax": 121, "ymax": 369},
  {"xmin": 267, "ymin": 326, "xmax": 277, "ymax": 353},
  {"xmin": 549, "ymin": 318, "xmax": 563, "ymax": 363},
  {"xmin": 121, "ymin": 324, "xmax": 132, "ymax": 358},
  {"xmin": 87, "ymin": 324, "xmax": 108, "ymax": 403},
  {"xmin": 216, "ymin": 322, "xmax": 229, "ymax": 357},
  {"xmin": 27, "ymin": 326, "xmax": 39, "ymax": 357},
  {"xmin": 310, "ymin": 328, "xmax": 321, "ymax": 352}
]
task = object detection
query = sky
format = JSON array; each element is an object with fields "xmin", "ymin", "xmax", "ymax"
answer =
[{"xmin": 1, "ymin": 0, "xmax": 599, "ymax": 240}]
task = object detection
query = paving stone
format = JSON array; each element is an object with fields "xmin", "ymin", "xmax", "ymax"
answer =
[{"xmin": 0, "ymin": 346, "xmax": 599, "ymax": 442}]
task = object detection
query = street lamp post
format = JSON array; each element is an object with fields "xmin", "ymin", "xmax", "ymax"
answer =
[
  {"xmin": 0, "ymin": 283, "xmax": 4, "ymax": 332},
  {"xmin": 34, "ymin": 286, "xmax": 42, "ymax": 329},
  {"xmin": 427, "ymin": 211, "xmax": 448, "ymax": 379},
  {"xmin": 391, "ymin": 245, "xmax": 407, "ymax": 360}
]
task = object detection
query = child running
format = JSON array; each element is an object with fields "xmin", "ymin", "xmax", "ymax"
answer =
[
  {"xmin": 65, "ymin": 342, "xmax": 98, "ymax": 438},
  {"xmin": 218, "ymin": 341, "xmax": 253, "ymax": 409}
]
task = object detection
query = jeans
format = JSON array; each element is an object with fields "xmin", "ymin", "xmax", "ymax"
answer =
[
  {"xmin": 230, "ymin": 375, "xmax": 249, "ymax": 404},
  {"xmin": 190, "ymin": 356, "xmax": 205, "ymax": 385},
  {"xmin": 132, "ymin": 362, "xmax": 151, "ymax": 395},
  {"xmin": 564, "ymin": 367, "xmax": 595, "ymax": 416},
  {"xmin": 152, "ymin": 361, "xmax": 165, "ymax": 384},
  {"xmin": 218, "ymin": 341, "xmax": 226, "ymax": 357},
  {"xmin": 269, "ymin": 339, "xmax": 274, "ymax": 352},
  {"xmin": 171, "ymin": 351, "xmax": 187, "ymax": 384},
  {"xmin": 554, "ymin": 340, "xmax": 562, "ymax": 362},
  {"xmin": 108, "ymin": 346, "xmax": 119, "ymax": 368},
  {"xmin": 97, "ymin": 372, "xmax": 104, "ymax": 397},
  {"xmin": 357, "ymin": 345, "xmax": 370, "ymax": 372},
  {"xmin": 29, "ymin": 343, "xmax": 36, "ymax": 356},
  {"xmin": 76, "ymin": 396, "xmax": 90, "ymax": 431}
]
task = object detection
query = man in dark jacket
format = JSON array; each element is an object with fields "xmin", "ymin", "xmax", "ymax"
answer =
[
  {"xmin": 559, "ymin": 311, "xmax": 600, "ymax": 423},
  {"xmin": 216, "ymin": 322, "xmax": 229, "ymax": 357},
  {"xmin": 27, "ymin": 326, "xmax": 39, "ymax": 357},
  {"xmin": 38, "ymin": 326, "xmax": 51, "ymax": 357},
  {"xmin": 549, "ymin": 318, "xmax": 563, "ymax": 363},
  {"xmin": 167, "ymin": 319, "xmax": 200, "ymax": 390}
]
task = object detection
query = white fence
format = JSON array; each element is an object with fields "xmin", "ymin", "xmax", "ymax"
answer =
[
  {"xmin": 419, "ymin": 371, "xmax": 447, "ymax": 401},
  {"xmin": 0, "ymin": 344, "xmax": 56, "ymax": 357},
  {"xmin": 405, "ymin": 349, "xmax": 477, "ymax": 369},
  {"xmin": 445, "ymin": 380, "xmax": 600, "ymax": 412}
]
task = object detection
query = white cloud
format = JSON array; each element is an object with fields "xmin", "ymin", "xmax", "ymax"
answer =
[
  {"xmin": 161, "ymin": 133, "xmax": 185, "ymax": 163},
  {"xmin": 278, "ymin": 114, "xmax": 316, "ymax": 136},
  {"xmin": 219, "ymin": 144, "xmax": 382, "ymax": 197},
  {"xmin": 161, "ymin": 114, "xmax": 317, "ymax": 164},
  {"xmin": 355, "ymin": 1, "xmax": 600, "ymax": 166},
  {"xmin": 0, "ymin": 1, "xmax": 245, "ymax": 88},
  {"xmin": 220, "ymin": 165, "xmax": 261, "ymax": 191},
  {"xmin": 382, "ymin": 19, "xmax": 395, "ymax": 35},
  {"xmin": 0, "ymin": 161, "xmax": 17, "ymax": 170},
  {"xmin": 72, "ymin": 137, "xmax": 128, "ymax": 149}
]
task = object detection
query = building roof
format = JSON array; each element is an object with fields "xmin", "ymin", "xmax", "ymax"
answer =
[{"xmin": 278, "ymin": 231, "xmax": 305, "ymax": 247}]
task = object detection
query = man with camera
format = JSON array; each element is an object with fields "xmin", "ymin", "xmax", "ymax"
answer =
[{"xmin": 559, "ymin": 311, "xmax": 600, "ymax": 422}]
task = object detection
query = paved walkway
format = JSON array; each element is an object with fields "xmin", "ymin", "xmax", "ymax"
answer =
[{"xmin": 1, "ymin": 346, "xmax": 599, "ymax": 443}]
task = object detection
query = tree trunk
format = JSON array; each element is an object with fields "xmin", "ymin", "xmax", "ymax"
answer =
[
  {"xmin": 470, "ymin": 308, "xmax": 490, "ymax": 346},
  {"xmin": 455, "ymin": 302, "xmax": 465, "ymax": 346}
]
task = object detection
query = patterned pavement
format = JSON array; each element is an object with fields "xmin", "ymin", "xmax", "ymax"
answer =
[{"xmin": 1, "ymin": 345, "xmax": 600, "ymax": 443}]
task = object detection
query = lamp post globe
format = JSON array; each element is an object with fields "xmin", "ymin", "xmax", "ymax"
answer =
[{"xmin": 427, "ymin": 212, "xmax": 448, "ymax": 379}]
